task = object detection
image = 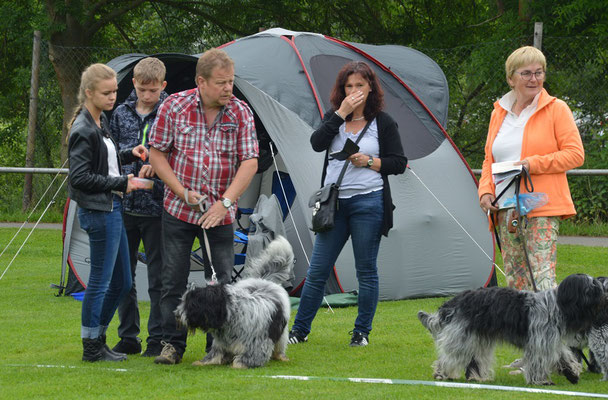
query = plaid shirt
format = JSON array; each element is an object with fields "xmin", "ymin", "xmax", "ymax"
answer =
[{"xmin": 149, "ymin": 88, "xmax": 258, "ymax": 225}]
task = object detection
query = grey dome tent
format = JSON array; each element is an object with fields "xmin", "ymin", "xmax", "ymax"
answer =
[
  {"xmin": 61, "ymin": 29, "xmax": 495, "ymax": 301},
  {"xmin": 220, "ymin": 28, "xmax": 494, "ymax": 299}
]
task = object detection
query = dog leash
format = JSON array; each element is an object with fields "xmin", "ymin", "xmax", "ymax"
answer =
[
  {"xmin": 513, "ymin": 169, "xmax": 538, "ymax": 292},
  {"xmin": 490, "ymin": 169, "xmax": 538, "ymax": 292},
  {"xmin": 184, "ymin": 188, "xmax": 218, "ymax": 284}
]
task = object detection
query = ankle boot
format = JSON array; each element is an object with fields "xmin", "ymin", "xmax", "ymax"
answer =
[
  {"xmin": 82, "ymin": 338, "xmax": 127, "ymax": 362},
  {"xmin": 82, "ymin": 338, "xmax": 103, "ymax": 362},
  {"xmin": 99, "ymin": 341, "xmax": 127, "ymax": 361},
  {"xmin": 101, "ymin": 335, "xmax": 126, "ymax": 358}
]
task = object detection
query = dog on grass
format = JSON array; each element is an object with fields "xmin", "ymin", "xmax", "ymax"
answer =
[
  {"xmin": 175, "ymin": 235, "xmax": 294, "ymax": 369},
  {"xmin": 417, "ymin": 274, "xmax": 606, "ymax": 385},
  {"xmin": 570, "ymin": 276, "xmax": 608, "ymax": 381}
]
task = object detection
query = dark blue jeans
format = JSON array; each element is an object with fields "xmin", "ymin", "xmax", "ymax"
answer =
[
  {"xmin": 116, "ymin": 213, "xmax": 163, "ymax": 345},
  {"xmin": 159, "ymin": 210, "xmax": 234, "ymax": 355},
  {"xmin": 78, "ymin": 196, "xmax": 132, "ymax": 339},
  {"xmin": 292, "ymin": 190, "xmax": 384, "ymax": 336}
]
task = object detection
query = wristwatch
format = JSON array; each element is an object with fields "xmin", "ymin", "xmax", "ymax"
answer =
[
  {"xmin": 221, "ymin": 197, "xmax": 233, "ymax": 209},
  {"xmin": 365, "ymin": 156, "xmax": 374, "ymax": 168}
]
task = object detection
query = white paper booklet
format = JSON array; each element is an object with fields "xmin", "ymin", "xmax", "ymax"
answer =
[{"xmin": 491, "ymin": 161, "xmax": 522, "ymax": 184}]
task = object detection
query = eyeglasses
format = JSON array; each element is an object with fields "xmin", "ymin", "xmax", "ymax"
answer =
[{"xmin": 515, "ymin": 70, "xmax": 545, "ymax": 81}]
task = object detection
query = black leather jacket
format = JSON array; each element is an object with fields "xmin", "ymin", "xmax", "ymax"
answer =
[{"xmin": 68, "ymin": 107, "xmax": 138, "ymax": 211}]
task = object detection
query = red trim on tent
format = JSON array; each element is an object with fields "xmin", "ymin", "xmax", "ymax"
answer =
[
  {"xmin": 217, "ymin": 39, "xmax": 236, "ymax": 49},
  {"xmin": 62, "ymin": 198, "xmax": 69, "ymax": 239},
  {"xmin": 289, "ymin": 280, "xmax": 304, "ymax": 296},
  {"xmin": 324, "ymin": 35, "xmax": 495, "ymax": 274},
  {"xmin": 332, "ymin": 265, "xmax": 345, "ymax": 292},
  {"xmin": 289, "ymin": 265, "xmax": 345, "ymax": 297},
  {"xmin": 280, "ymin": 35, "xmax": 325, "ymax": 119},
  {"xmin": 323, "ymin": 35, "xmax": 479, "ymax": 186},
  {"xmin": 483, "ymin": 229, "xmax": 498, "ymax": 288}
]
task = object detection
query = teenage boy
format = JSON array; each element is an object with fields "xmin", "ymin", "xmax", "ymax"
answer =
[{"xmin": 109, "ymin": 57, "xmax": 168, "ymax": 357}]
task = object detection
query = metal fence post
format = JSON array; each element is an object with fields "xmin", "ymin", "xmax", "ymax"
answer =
[
  {"xmin": 534, "ymin": 22, "xmax": 543, "ymax": 49},
  {"xmin": 23, "ymin": 30, "xmax": 42, "ymax": 211}
]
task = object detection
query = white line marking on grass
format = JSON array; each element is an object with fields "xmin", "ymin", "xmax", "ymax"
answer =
[
  {"xmin": 4, "ymin": 363, "xmax": 128, "ymax": 372},
  {"xmin": 257, "ymin": 375, "xmax": 608, "ymax": 398}
]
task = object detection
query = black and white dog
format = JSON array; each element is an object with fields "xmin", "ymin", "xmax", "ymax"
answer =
[
  {"xmin": 175, "ymin": 235, "xmax": 294, "ymax": 369},
  {"xmin": 418, "ymin": 274, "xmax": 606, "ymax": 385},
  {"xmin": 571, "ymin": 276, "xmax": 608, "ymax": 380}
]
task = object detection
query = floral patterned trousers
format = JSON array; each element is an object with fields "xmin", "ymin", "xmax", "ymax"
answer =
[{"xmin": 496, "ymin": 208, "xmax": 559, "ymax": 291}]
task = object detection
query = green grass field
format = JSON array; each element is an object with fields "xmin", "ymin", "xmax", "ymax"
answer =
[{"xmin": 1, "ymin": 228, "xmax": 607, "ymax": 399}]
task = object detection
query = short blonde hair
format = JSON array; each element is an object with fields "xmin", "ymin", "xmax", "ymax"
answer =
[
  {"xmin": 505, "ymin": 46, "xmax": 546, "ymax": 82},
  {"xmin": 133, "ymin": 57, "xmax": 166, "ymax": 84},
  {"xmin": 196, "ymin": 48, "xmax": 234, "ymax": 81}
]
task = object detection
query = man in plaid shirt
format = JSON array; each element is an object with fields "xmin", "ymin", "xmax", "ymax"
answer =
[{"xmin": 149, "ymin": 48, "xmax": 258, "ymax": 365}]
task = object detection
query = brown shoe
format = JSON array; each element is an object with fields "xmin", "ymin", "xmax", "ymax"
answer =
[{"xmin": 153, "ymin": 341, "xmax": 182, "ymax": 365}]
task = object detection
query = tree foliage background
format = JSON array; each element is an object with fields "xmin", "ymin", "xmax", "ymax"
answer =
[{"xmin": 1, "ymin": 0, "xmax": 607, "ymax": 222}]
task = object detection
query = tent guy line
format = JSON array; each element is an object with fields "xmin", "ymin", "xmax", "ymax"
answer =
[
  {"xmin": 269, "ymin": 142, "xmax": 334, "ymax": 313},
  {"xmin": 260, "ymin": 375, "xmax": 608, "ymax": 398},
  {"xmin": 407, "ymin": 166, "xmax": 505, "ymax": 277},
  {"xmin": 0, "ymin": 174, "xmax": 68, "ymax": 282},
  {"xmin": 0, "ymin": 158, "xmax": 68, "ymax": 263}
]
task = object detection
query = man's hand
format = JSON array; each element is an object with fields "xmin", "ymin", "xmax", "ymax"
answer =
[
  {"xmin": 198, "ymin": 201, "xmax": 228, "ymax": 229},
  {"xmin": 139, "ymin": 164, "xmax": 156, "ymax": 178},
  {"xmin": 183, "ymin": 188, "xmax": 204, "ymax": 205}
]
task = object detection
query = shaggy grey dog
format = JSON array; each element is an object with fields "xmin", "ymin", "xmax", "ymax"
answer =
[
  {"xmin": 570, "ymin": 276, "xmax": 608, "ymax": 381},
  {"xmin": 418, "ymin": 274, "xmax": 605, "ymax": 385},
  {"xmin": 175, "ymin": 236, "xmax": 294, "ymax": 369}
]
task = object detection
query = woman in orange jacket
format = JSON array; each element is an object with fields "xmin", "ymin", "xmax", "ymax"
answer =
[{"xmin": 478, "ymin": 46, "xmax": 584, "ymax": 291}]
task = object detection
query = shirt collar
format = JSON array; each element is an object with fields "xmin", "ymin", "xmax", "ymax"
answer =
[{"xmin": 499, "ymin": 90, "xmax": 541, "ymax": 114}]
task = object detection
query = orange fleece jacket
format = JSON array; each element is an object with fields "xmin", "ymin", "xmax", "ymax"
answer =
[{"xmin": 478, "ymin": 89, "xmax": 584, "ymax": 219}]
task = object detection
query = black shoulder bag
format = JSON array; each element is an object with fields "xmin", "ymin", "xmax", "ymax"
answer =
[{"xmin": 308, "ymin": 120, "xmax": 372, "ymax": 233}]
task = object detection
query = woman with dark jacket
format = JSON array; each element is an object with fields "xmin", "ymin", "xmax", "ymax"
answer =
[
  {"xmin": 68, "ymin": 63, "xmax": 146, "ymax": 362},
  {"xmin": 289, "ymin": 61, "xmax": 407, "ymax": 347}
]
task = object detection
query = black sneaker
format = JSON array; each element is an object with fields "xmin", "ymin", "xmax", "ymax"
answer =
[
  {"xmin": 349, "ymin": 331, "xmax": 369, "ymax": 347},
  {"xmin": 112, "ymin": 338, "xmax": 142, "ymax": 355},
  {"xmin": 288, "ymin": 330, "xmax": 308, "ymax": 344},
  {"xmin": 142, "ymin": 341, "xmax": 163, "ymax": 357},
  {"xmin": 154, "ymin": 341, "xmax": 182, "ymax": 365}
]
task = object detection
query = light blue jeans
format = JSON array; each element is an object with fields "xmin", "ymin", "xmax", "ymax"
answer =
[
  {"xmin": 78, "ymin": 196, "xmax": 132, "ymax": 339},
  {"xmin": 292, "ymin": 190, "xmax": 384, "ymax": 336}
]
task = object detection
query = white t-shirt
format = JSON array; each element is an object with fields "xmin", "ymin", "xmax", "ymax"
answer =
[
  {"xmin": 492, "ymin": 90, "xmax": 540, "ymax": 208},
  {"xmin": 324, "ymin": 118, "xmax": 383, "ymax": 199},
  {"xmin": 103, "ymin": 136, "xmax": 120, "ymax": 178}
]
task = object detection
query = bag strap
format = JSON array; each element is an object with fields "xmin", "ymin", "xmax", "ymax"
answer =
[
  {"xmin": 491, "ymin": 166, "xmax": 534, "ymax": 208},
  {"xmin": 334, "ymin": 119, "xmax": 372, "ymax": 188}
]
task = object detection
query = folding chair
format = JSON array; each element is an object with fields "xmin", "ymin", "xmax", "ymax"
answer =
[{"xmin": 232, "ymin": 207, "xmax": 254, "ymax": 282}]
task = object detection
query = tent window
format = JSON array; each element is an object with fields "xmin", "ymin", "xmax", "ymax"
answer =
[{"xmin": 309, "ymin": 54, "xmax": 445, "ymax": 160}]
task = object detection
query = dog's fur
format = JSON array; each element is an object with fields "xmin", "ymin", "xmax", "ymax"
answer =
[
  {"xmin": 175, "ymin": 235, "xmax": 294, "ymax": 369},
  {"xmin": 418, "ymin": 274, "xmax": 606, "ymax": 385},
  {"xmin": 570, "ymin": 276, "xmax": 608, "ymax": 380}
]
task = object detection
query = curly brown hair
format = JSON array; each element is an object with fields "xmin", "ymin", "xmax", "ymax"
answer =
[{"xmin": 329, "ymin": 61, "xmax": 384, "ymax": 121}]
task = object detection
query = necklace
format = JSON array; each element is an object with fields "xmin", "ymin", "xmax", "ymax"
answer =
[{"xmin": 351, "ymin": 115, "xmax": 365, "ymax": 121}]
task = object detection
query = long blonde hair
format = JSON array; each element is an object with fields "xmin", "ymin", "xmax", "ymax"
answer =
[{"xmin": 68, "ymin": 63, "xmax": 116, "ymax": 129}]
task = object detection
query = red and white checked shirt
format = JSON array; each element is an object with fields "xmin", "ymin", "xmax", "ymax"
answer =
[{"xmin": 149, "ymin": 88, "xmax": 258, "ymax": 225}]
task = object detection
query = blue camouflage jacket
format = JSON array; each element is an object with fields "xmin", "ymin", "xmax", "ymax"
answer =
[{"xmin": 110, "ymin": 89, "xmax": 168, "ymax": 217}]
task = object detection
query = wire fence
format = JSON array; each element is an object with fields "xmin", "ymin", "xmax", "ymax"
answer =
[{"xmin": 7, "ymin": 34, "xmax": 608, "ymax": 222}]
